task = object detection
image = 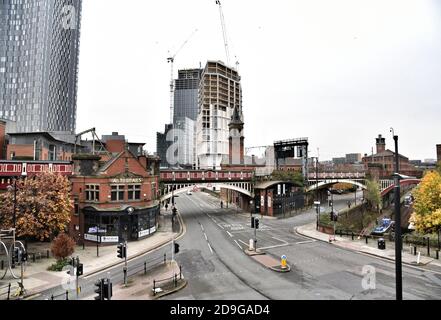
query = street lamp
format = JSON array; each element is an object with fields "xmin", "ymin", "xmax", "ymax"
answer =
[
  {"xmin": 7, "ymin": 178, "xmax": 18, "ymax": 229},
  {"xmin": 391, "ymin": 128, "xmax": 402, "ymax": 301}
]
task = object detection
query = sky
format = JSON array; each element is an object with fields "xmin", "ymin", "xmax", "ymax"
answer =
[{"xmin": 76, "ymin": 0, "xmax": 441, "ymax": 161}]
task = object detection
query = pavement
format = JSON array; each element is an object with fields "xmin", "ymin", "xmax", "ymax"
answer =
[
  {"xmin": 0, "ymin": 208, "xmax": 186, "ymax": 299},
  {"xmin": 296, "ymin": 222, "xmax": 441, "ymax": 270}
]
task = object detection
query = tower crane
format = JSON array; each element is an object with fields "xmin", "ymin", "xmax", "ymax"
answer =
[
  {"xmin": 167, "ymin": 29, "xmax": 198, "ymax": 124},
  {"xmin": 215, "ymin": 0, "xmax": 231, "ymax": 66}
]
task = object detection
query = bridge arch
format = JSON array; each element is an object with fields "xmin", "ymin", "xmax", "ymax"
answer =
[
  {"xmin": 306, "ymin": 179, "xmax": 367, "ymax": 193},
  {"xmin": 380, "ymin": 179, "xmax": 421, "ymax": 197},
  {"xmin": 160, "ymin": 183, "xmax": 253, "ymax": 202}
]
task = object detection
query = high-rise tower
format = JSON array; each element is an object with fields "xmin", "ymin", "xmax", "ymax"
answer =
[
  {"xmin": 0, "ymin": 0, "xmax": 82, "ymax": 133},
  {"xmin": 195, "ymin": 60, "xmax": 243, "ymax": 170}
]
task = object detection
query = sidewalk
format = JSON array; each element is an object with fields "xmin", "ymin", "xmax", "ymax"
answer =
[
  {"xmin": 296, "ymin": 222, "xmax": 441, "ymax": 270},
  {"xmin": 0, "ymin": 208, "xmax": 181, "ymax": 297},
  {"xmin": 82, "ymin": 260, "xmax": 186, "ymax": 300}
]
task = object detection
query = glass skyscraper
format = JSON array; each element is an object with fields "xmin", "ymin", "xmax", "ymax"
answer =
[
  {"xmin": 173, "ymin": 69, "xmax": 202, "ymax": 123},
  {"xmin": 0, "ymin": 0, "xmax": 82, "ymax": 133}
]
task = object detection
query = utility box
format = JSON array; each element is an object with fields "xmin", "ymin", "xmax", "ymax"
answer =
[{"xmin": 378, "ymin": 238, "xmax": 386, "ymax": 250}]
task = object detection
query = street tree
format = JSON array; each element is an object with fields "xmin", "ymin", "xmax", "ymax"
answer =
[
  {"xmin": 365, "ymin": 178, "xmax": 382, "ymax": 213},
  {"xmin": 410, "ymin": 170, "xmax": 441, "ymax": 234},
  {"xmin": 51, "ymin": 232, "xmax": 76, "ymax": 261},
  {"xmin": 271, "ymin": 170, "xmax": 304, "ymax": 187},
  {"xmin": 0, "ymin": 172, "xmax": 73, "ymax": 241}
]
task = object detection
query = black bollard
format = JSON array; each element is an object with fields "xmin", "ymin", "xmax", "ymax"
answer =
[
  {"xmin": 32, "ymin": 253, "xmax": 36, "ymax": 263},
  {"xmin": 153, "ymin": 280, "xmax": 156, "ymax": 295},
  {"xmin": 365, "ymin": 236, "xmax": 368, "ymax": 244},
  {"xmin": 413, "ymin": 246, "xmax": 417, "ymax": 256},
  {"xmin": 436, "ymin": 250, "xmax": 439, "ymax": 260},
  {"xmin": 427, "ymin": 237, "xmax": 430, "ymax": 257},
  {"xmin": 47, "ymin": 250, "xmax": 50, "ymax": 259},
  {"xmin": 351, "ymin": 232, "xmax": 354, "ymax": 241},
  {"xmin": 1, "ymin": 260, "xmax": 3, "ymax": 270},
  {"xmin": 144, "ymin": 262, "xmax": 147, "ymax": 275},
  {"xmin": 180, "ymin": 265, "xmax": 182, "ymax": 280}
]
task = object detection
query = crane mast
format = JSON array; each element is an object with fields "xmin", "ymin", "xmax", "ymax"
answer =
[
  {"xmin": 216, "ymin": 0, "xmax": 230, "ymax": 66},
  {"xmin": 167, "ymin": 29, "xmax": 198, "ymax": 124}
]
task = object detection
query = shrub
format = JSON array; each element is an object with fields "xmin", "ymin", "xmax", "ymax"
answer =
[
  {"xmin": 47, "ymin": 258, "xmax": 70, "ymax": 272},
  {"xmin": 51, "ymin": 233, "xmax": 75, "ymax": 261}
]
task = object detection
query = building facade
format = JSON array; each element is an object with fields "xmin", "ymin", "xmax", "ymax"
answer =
[
  {"xmin": 0, "ymin": 0, "xmax": 82, "ymax": 133},
  {"xmin": 156, "ymin": 124, "xmax": 173, "ymax": 168},
  {"xmin": 173, "ymin": 116, "xmax": 195, "ymax": 168},
  {"xmin": 437, "ymin": 144, "xmax": 441, "ymax": 164},
  {"xmin": 196, "ymin": 61, "xmax": 243, "ymax": 170},
  {"xmin": 173, "ymin": 69, "xmax": 202, "ymax": 123},
  {"xmin": 362, "ymin": 134, "xmax": 422, "ymax": 179}
]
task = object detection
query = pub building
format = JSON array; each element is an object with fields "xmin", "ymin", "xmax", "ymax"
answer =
[{"xmin": 70, "ymin": 141, "xmax": 161, "ymax": 245}]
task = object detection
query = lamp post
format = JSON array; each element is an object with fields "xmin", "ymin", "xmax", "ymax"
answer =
[
  {"xmin": 315, "ymin": 157, "xmax": 320, "ymax": 230},
  {"xmin": 391, "ymin": 128, "xmax": 402, "ymax": 301},
  {"xmin": 13, "ymin": 178, "xmax": 17, "ymax": 229}
]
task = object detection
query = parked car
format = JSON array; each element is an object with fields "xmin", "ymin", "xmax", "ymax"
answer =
[
  {"xmin": 371, "ymin": 218, "xmax": 395, "ymax": 235},
  {"xmin": 187, "ymin": 190, "xmax": 192, "ymax": 195}
]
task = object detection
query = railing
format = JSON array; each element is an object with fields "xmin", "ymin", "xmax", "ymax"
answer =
[
  {"xmin": 127, "ymin": 253, "xmax": 167, "ymax": 278},
  {"xmin": 0, "ymin": 282, "xmax": 20, "ymax": 300},
  {"xmin": 50, "ymin": 290, "xmax": 69, "ymax": 300},
  {"xmin": 152, "ymin": 265, "xmax": 183, "ymax": 296}
]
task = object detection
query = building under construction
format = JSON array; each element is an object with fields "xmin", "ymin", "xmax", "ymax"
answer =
[{"xmin": 196, "ymin": 61, "xmax": 243, "ymax": 170}]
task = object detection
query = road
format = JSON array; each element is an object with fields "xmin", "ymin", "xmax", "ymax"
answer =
[{"xmin": 168, "ymin": 191, "xmax": 441, "ymax": 300}]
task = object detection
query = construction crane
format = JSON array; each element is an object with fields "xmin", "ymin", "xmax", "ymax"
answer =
[
  {"xmin": 167, "ymin": 29, "xmax": 198, "ymax": 124},
  {"xmin": 215, "ymin": 0, "xmax": 231, "ymax": 66}
]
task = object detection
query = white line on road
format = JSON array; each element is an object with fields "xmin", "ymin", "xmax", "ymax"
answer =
[
  {"xmin": 217, "ymin": 223, "xmax": 224, "ymax": 230},
  {"xmin": 207, "ymin": 243, "xmax": 213, "ymax": 254},
  {"xmin": 204, "ymin": 233, "xmax": 208, "ymax": 241},
  {"xmin": 234, "ymin": 240, "xmax": 242, "ymax": 250},
  {"xmin": 272, "ymin": 237, "xmax": 289, "ymax": 245},
  {"xmin": 226, "ymin": 231, "xmax": 233, "ymax": 238},
  {"xmin": 238, "ymin": 239, "xmax": 249, "ymax": 247},
  {"xmin": 258, "ymin": 243, "xmax": 290, "ymax": 250},
  {"xmin": 200, "ymin": 224, "xmax": 204, "ymax": 232},
  {"xmin": 295, "ymin": 240, "xmax": 316, "ymax": 245}
]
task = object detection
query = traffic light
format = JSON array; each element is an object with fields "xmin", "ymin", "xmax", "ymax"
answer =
[
  {"xmin": 94, "ymin": 279, "xmax": 104, "ymax": 300},
  {"xmin": 103, "ymin": 279, "xmax": 112, "ymax": 300},
  {"xmin": 251, "ymin": 216, "xmax": 255, "ymax": 228},
  {"xmin": 172, "ymin": 207, "xmax": 177, "ymax": 216},
  {"xmin": 174, "ymin": 243, "xmax": 180, "ymax": 254},
  {"xmin": 255, "ymin": 218, "xmax": 260, "ymax": 229},
  {"xmin": 77, "ymin": 263, "xmax": 83, "ymax": 276},
  {"xmin": 117, "ymin": 243, "xmax": 126, "ymax": 259}
]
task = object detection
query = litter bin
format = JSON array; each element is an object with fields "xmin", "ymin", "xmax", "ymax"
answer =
[{"xmin": 378, "ymin": 238, "xmax": 386, "ymax": 250}]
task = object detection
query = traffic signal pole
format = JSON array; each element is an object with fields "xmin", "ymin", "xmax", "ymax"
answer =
[{"xmin": 124, "ymin": 241, "xmax": 128, "ymax": 286}]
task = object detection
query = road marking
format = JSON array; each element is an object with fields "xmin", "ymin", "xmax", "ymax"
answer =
[
  {"xmin": 259, "ymin": 243, "xmax": 290, "ymax": 250},
  {"xmin": 234, "ymin": 240, "xmax": 242, "ymax": 250},
  {"xmin": 204, "ymin": 233, "xmax": 208, "ymax": 241},
  {"xmin": 200, "ymin": 224, "xmax": 204, "ymax": 232},
  {"xmin": 207, "ymin": 243, "xmax": 213, "ymax": 254},
  {"xmin": 217, "ymin": 223, "xmax": 225, "ymax": 230},
  {"xmin": 238, "ymin": 239, "xmax": 249, "ymax": 247},
  {"xmin": 272, "ymin": 237, "xmax": 288, "ymax": 245},
  {"xmin": 295, "ymin": 240, "xmax": 316, "ymax": 245},
  {"xmin": 226, "ymin": 231, "xmax": 233, "ymax": 238}
]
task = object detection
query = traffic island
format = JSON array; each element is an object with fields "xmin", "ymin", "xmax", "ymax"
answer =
[
  {"xmin": 150, "ymin": 279, "xmax": 188, "ymax": 299},
  {"xmin": 244, "ymin": 249, "xmax": 265, "ymax": 256},
  {"xmin": 270, "ymin": 265, "xmax": 291, "ymax": 273}
]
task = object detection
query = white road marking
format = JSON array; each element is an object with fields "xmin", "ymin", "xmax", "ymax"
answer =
[
  {"xmin": 295, "ymin": 240, "xmax": 316, "ymax": 245},
  {"xmin": 204, "ymin": 233, "xmax": 208, "ymax": 241},
  {"xmin": 226, "ymin": 231, "xmax": 233, "ymax": 238},
  {"xmin": 217, "ymin": 223, "xmax": 225, "ymax": 230},
  {"xmin": 200, "ymin": 224, "xmax": 204, "ymax": 232},
  {"xmin": 258, "ymin": 243, "xmax": 290, "ymax": 250},
  {"xmin": 272, "ymin": 237, "xmax": 289, "ymax": 245},
  {"xmin": 238, "ymin": 239, "xmax": 249, "ymax": 247},
  {"xmin": 207, "ymin": 243, "xmax": 213, "ymax": 254},
  {"xmin": 234, "ymin": 240, "xmax": 242, "ymax": 250}
]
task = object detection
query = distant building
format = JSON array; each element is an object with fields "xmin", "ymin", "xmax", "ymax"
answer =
[
  {"xmin": 436, "ymin": 144, "xmax": 441, "ymax": 162},
  {"xmin": 173, "ymin": 117, "xmax": 195, "ymax": 168},
  {"xmin": 332, "ymin": 157, "xmax": 346, "ymax": 165},
  {"xmin": 173, "ymin": 69, "xmax": 202, "ymax": 123},
  {"xmin": 345, "ymin": 153, "xmax": 362, "ymax": 164},
  {"xmin": 362, "ymin": 134, "xmax": 422, "ymax": 179},
  {"xmin": 156, "ymin": 124, "xmax": 173, "ymax": 168}
]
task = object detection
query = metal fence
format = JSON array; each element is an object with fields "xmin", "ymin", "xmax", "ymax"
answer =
[
  {"xmin": 50, "ymin": 290, "xmax": 69, "ymax": 300},
  {"xmin": 152, "ymin": 265, "xmax": 183, "ymax": 296},
  {"xmin": 127, "ymin": 253, "xmax": 167, "ymax": 279},
  {"xmin": 0, "ymin": 282, "xmax": 20, "ymax": 300}
]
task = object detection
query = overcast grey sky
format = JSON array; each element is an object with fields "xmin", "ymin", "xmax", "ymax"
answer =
[{"xmin": 76, "ymin": 0, "xmax": 441, "ymax": 161}]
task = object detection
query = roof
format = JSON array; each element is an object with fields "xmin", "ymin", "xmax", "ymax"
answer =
[
  {"xmin": 366, "ymin": 149, "xmax": 408, "ymax": 159},
  {"xmin": 98, "ymin": 151, "xmax": 124, "ymax": 173},
  {"xmin": 7, "ymin": 132, "xmax": 77, "ymax": 145}
]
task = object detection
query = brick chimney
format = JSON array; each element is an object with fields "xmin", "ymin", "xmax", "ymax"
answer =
[{"xmin": 376, "ymin": 134, "xmax": 386, "ymax": 154}]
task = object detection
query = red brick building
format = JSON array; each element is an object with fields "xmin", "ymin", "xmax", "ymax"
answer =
[
  {"xmin": 362, "ymin": 134, "xmax": 422, "ymax": 179},
  {"xmin": 70, "ymin": 138, "xmax": 160, "ymax": 244}
]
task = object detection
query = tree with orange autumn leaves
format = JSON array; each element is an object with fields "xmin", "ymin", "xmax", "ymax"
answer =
[
  {"xmin": 0, "ymin": 172, "xmax": 73, "ymax": 241},
  {"xmin": 410, "ymin": 170, "xmax": 441, "ymax": 234}
]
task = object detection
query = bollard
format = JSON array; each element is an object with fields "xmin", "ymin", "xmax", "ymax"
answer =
[
  {"xmin": 47, "ymin": 250, "xmax": 50, "ymax": 259},
  {"xmin": 1, "ymin": 260, "xmax": 3, "ymax": 270},
  {"xmin": 153, "ymin": 280, "xmax": 156, "ymax": 296},
  {"xmin": 164, "ymin": 253, "xmax": 166, "ymax": 264},
  {"xmin": 180, "ymin": 265, "xmax": 182, "ymax": 280},
  {"xmin": 351, "ymin": 232, "xmax": 354, "ymax": 241},
  {"xmin": 174, "ymin": 274, "xmax": 177, "ymax": 287},
  {"xmin": 427, "ymin": 237, "xmax": 430, "ymax": 257},
  {"xmin": 32, "ymin": 253, "xmax": 36, "ymax": 263},
  {"xmin": 51, "ymin": 294, "xmax": 54, "ymax": 300},
  {"xmin": 66, "ymin": 291, "xmax": 69, "ymax": 300},
  {"xmin": 365, "ymin": 236, "xmax": 368, "ymax": 244},
  {"xmin": 436, "ymin": 250, "xmax": 439, "ymax": 260},
  {"xmin": 7, "ymin": 283, "xmax": 11, "ymax": 300},
  {"xmin": 144, "ymin": 262, "xmax": 147, "ymax": 275},
  {"xmin": 413, "ymin": 246, "xmax": 417, "ymax": 256}
]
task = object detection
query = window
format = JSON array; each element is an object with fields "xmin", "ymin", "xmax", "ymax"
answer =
[
  {"xmin": 111, "ymin": 185, "xmax": 125, "ymax": 202},
  {"xmin": 85, "ymin": 185, "xmax": 100, "ymax": 202},
  {"xmin": 74, "ymin": 198, "xmax": 79, "ymax": 216},
  {"xmin": 128, "ymin": 185, "xmax": 141, "ymax": 201}
]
